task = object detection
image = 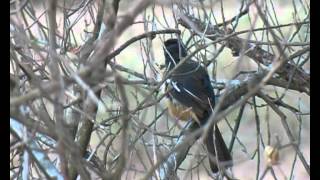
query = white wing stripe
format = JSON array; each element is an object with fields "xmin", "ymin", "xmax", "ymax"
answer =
[
  {"xmin": 171, "ymin": 81, "xmax": 181, "ymax": 92},
  {"xmin": 166, "ymin": 79, "xmax": 181, "ymax": 92}
]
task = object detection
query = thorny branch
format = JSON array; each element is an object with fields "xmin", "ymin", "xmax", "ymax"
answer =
[{"xmin": 10, "ymin": 0, "xmax": 309, "ymax": 179}]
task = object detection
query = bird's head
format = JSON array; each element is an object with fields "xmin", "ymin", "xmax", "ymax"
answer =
[{"xmin": 163, "ymin": 39, "xmax": 187, "ymax": 69}]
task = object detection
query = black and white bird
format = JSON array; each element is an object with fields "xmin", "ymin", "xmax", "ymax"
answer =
[{"xmin": 163, "ymin": 38, "xmax": 232, "ymax": 173}]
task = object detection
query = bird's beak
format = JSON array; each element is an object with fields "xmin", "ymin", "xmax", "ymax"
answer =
[{"xmin": 159, "ymin": 64, "xmax": 166, "ymax": 70}]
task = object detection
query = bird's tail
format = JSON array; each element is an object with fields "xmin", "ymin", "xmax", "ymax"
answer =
[{"xmin": 202, "ymin": 115, "xmax": 232, "ymax": 173}]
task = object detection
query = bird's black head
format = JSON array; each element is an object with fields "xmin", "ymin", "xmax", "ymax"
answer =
[{"xmin": 163, "ymin": 39, "xmax": 187, "ymax": 69}]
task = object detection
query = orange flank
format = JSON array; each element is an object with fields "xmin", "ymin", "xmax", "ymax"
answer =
[{"xmin": 166, "ymin": 99, "xmax": 200, "ymax": 124}]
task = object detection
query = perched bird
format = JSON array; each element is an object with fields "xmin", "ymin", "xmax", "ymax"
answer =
[{"xmin": 163, "ymin": 38, "xmax": 232, "ymax": 173}]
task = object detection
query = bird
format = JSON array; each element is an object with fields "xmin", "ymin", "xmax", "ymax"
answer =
[{"xmin": 163, "ymin": 38, "xmax": 232, "ymax": 173}]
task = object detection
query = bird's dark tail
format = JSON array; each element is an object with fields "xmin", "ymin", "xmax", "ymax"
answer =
[{"xmin": 202, "ymin": 114, "xmax": 232, "ymax": 173}]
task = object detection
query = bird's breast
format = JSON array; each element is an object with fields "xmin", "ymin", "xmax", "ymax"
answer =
[{"xmin": 166, "ymin": 99, "xmax": 200, "ymax": 123}]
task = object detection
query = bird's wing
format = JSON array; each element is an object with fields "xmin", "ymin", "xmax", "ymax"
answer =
[{"xmin": 168, "ymin": 62, "xmax": 215, "ymax": 116}]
